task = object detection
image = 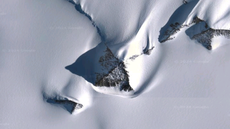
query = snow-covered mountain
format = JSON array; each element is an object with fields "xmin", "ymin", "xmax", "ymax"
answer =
[{"xmin": 1, "ymin": 0, "xmax": 230, "ymax": 128}]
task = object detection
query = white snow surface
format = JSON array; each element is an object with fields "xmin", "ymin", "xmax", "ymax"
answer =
[
  {"xmin": 185, "ymin": 0, "xmax": 230, "ymax": 29},
  {"xmin": 1, "ymin": 0, "xmax": 230, "ymax": 129}
]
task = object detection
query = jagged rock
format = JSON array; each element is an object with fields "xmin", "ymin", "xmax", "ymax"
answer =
[
  {"xmin": 143, "ymin": 47, "xmax": 154, "ymax": 55},
  {"xmin": 95, "ymin": 63, "xmax": 133, "ymax": 92},
  {"xmin": 43, "ymin": 94, "xmax": 83, "ymax": 114},
  {"xmin": 160, "ymin": 15, "xmax": 230, "ymax": 50},
  {"xmin": 98, "ymin": 47, "xmax": 120, "ymax": 71},
  {"xmin": 160, "ymin": 17, "xmax": 201, "ymax": 43},
  {"xmin": 187, "ymin": 17, "xmax": 230, "ymax": 50},
  {"xmin": 160, "ymin": 22, "xmax": 181, "ymax": 43},
  {"xmin": 129, "ymin": 55, "xmax": 139, "ymax": 60},
  {"xmin": 95, "ymin": 47, "xmax": 133, "ymax": 92}
]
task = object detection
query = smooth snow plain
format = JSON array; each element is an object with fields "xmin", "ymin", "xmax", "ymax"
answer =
[{"xmin": 1, "ymin": 0, "xmax": 230, "ymax": 128}]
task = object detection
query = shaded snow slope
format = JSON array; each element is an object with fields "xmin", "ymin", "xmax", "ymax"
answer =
[
  {"xmin": 68, "ymin": 0, "xmax": 155, "ymax": 60},
  {"xmin": 65, "ymin": 0, "xmax": 157, "ymax": 97}
]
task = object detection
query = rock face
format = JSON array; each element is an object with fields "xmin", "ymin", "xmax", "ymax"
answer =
[
  {"xmin": 95, "ymin": 63, "xmax": 132, "ymax": 92},
  {"xmin": 95, "ymin": 47, "xmax": 133, "ymax": 92},
  {"xmin": 187, "ymin": 17, "xmax": 230, "ymax": 50},
  {"xmin": 143, "ymin": 46, "xmax": 154, "ymax": 55},
  {"xmin": 160, "ymin": 15, "xmax": 230, "ymax": 50},
  {"xmin": 65, "ymin": 43, "xmax": 134, "ymax": 94},
  {"xmin": 43, "ymin": 93, "xmax": 83, "ymax": 114},
  {"xmin": 159, "ymin": 17, "xmax": 201, "ymax": 43},
  {"xmin": 160, "ymin": 22, "xmax": 182, "ymax": 43},
  {"xmin": 190, "ymin": 30, "xmax": 230, "ymax": 50}
]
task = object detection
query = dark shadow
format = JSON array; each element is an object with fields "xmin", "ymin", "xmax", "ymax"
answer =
[
  {"xmin": 43, "ymin": 92, "xmax": 83, "ymax": 114},
  {"xmin": 65, "ymin": 43, "xmax": 107, "ymax": 85},
  {"xmin": 66, "ymin": 1, "xmax": 110, "ymax": 85},
  {"xmin": 185, "ymin": 21, "xmax": 213, "ymax": 50},
  {"xmin": 65, "ymin": 0, "xmax": 161, "ymax": 97},
  {"xmin": 65, "ymin": 42, "xmax": 134, "ymax": 93},
  {"xmin": 143, "ymin": 34, "xmax": 154, "ymax": 55},
  {"xmin": 158, "ymin": 0, "xmax": 199, "ymax": 42}
]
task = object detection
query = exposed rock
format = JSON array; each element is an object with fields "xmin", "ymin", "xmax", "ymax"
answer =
[
  {"xmin": 129, "ymin": 55, "xmax": 139, "ymax": 60},
  {"xmin": 43, "ymin": 93, "xmax": 83, "ymax": 114},
  {"xmin": 95, "ymin": 47, "xmax": 133, "ymax": 92},
  {"xmin": 98, "ymin": 47, "xmax": 120, "ymax": 71},
  {"xmin": 143, "ymin": 46, "xmax": 154, "ymax": 55},
  {"xmin": 187, "ymin": 17, "xmax": 230, "ymax": 50},
  {"xmin": 160, "ymin": 17, "xmax": 201, "ymax": 43},
  {"xmin": 160, "ymin": 22, "xmax": 181, "ymax": 43},
  {"xmin": 192, "ymin": 29, "xmax": 230, "ymax": 50},
  {"xmin": 160, "ymin": 15, "xmax": 230, "ymax": 50}
]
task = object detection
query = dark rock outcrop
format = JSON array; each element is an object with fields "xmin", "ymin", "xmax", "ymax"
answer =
[
  {"xmin": 43, "ymin": 93, "xmax": 83, "ymax": 114},
  {"xmin": 143, "ymin": 46, "xmax": 154, "ymax": 55},
  {"xmin": 95, "ymin": 47, "xmax": 133, "ymax": 92},
  {"xmin": 160, "ymin": 14, "xmax": 230, "ymax": 50},
  {"xmin": 187, "ymin": 17, "xmax": 230, "ymax": 50},
  {"xmin": 159, "ymin": 17, "xmax": 201, "ymax": 43}
]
